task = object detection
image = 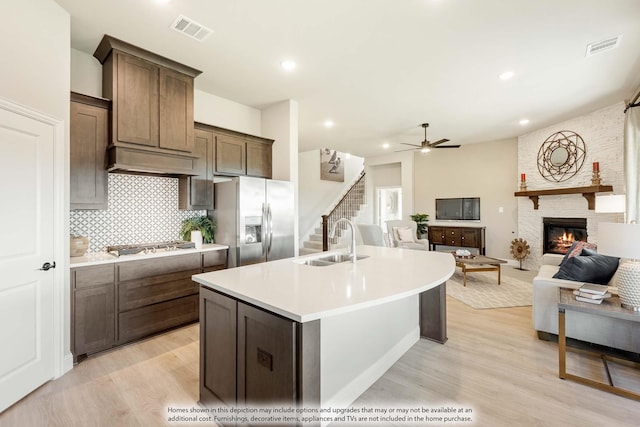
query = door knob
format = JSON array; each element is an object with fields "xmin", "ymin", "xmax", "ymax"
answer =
[{"xmin": 39, "ymin": 262, "xmax": 56, "ymax": 271}]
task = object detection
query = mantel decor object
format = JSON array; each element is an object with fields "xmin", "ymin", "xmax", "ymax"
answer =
[
  {"xmin": 598, "ymin": 222, "xmax": 640, "ymax": 311},
  {"xmin": 519, "ymin": 173, "xmax": 527, "ymax": 191},
  {"xmin": 537, "ymin": 130, "xmax": 586, "ymax": 182},
  {"xmin": 591, "ymin": 161, "xmax": 602, "ymax": 185}
]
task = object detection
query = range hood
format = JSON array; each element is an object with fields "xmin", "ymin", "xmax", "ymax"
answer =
[{"xmin": 107, "ymin": 145, "xmax": 199, "ymax": 176}]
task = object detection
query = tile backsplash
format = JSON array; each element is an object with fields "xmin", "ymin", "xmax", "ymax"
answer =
[{"xmin": 70, "ymin": 174, "xmax": 206, "ymax": 253}]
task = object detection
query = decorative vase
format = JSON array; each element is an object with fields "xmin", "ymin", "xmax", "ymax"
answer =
[
  {"xmin": 70, "ymin": 235, "xmax": 89, "ymax": 257},
  {"xmin": 190, "ymin": 230, "xmax": 203, "ymax": 249}
]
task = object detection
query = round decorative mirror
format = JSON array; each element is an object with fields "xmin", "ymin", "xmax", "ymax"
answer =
[
  {"xmin": 537, "ymin": 130, "xmax": 586, "ymax": 182},
  {"xmin": 549, "ymin": 146, "xmax": 569, "ymax": 166}
]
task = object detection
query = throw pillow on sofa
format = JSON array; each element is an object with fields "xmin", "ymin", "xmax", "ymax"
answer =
[
  {"xmin": 553, "ymin": 252, "xmax": 619, "ymax": 285},
  {"xmin": 559, "ymin": 241, "xmax": 598, "ymax": 266}
]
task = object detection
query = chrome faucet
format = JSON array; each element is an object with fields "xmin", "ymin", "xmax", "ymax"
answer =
[{"xmin": 329, "ymin": 218, "xmax": 357, "ymax": 262}]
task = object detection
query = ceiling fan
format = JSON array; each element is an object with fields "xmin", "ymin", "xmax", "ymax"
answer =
[{"xmin": 396, "ymin": 123, "xmax": 460, "ymax": 152}]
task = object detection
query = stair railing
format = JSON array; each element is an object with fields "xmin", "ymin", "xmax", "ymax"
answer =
[{"xmin": 321, "ymin": 171, "xmax": 366, "ymax": 251}]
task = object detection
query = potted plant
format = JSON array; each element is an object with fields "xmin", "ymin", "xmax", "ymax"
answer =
[
  {"xmin": 409, "ymin": 213, "xmax": 429, "ymax": 239},
  {"xmin": 181, "ymin": 215, "xmax": 216, "ymax": 244}
]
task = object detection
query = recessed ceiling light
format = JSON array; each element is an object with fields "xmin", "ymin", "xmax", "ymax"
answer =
[
  {"xmin": 382, "ymin": 143, "xmax": 390, "ymax": 149},
  {"xmin": 519, "ymin": 119, "xmax": 530, "ymax": 125},
  {"xmin": 499, "ymin": 71, "xmax": 515, "ymax": 80},
  {"xmin": 281, "ymin": 60, "xmax": 296, "ymax": 72},
  {"xmin": 324, "ymin": 120, "xmax": 334, "ymax": 128}
]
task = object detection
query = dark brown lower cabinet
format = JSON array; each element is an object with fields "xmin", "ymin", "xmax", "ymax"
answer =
[
  {"xmin": 419, "ymin": 283, "xmax": 447, "ymax": 344},
  {"xmin": 237, "ymin": 302, "xmax": 296, "ymax": 405},
  {"xmin": 199, "ymin": 287, "xmax": 320, "ymax": 425},
  {"xmin": 71, "ymin": 264, "xmax": 116, "ymax": 362},
  {"xmin": 200, "ymin": 289, "xmax": 237, "ymax": 409},
  {"xmin": 116, "ymin": 253, "xmax": 202, "ymax": 345},
  {"xmin": 72, "ymin": 249, "xmax": 228, "ymax": 362}
]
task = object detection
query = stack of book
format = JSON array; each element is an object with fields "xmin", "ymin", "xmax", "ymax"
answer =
[{"xmin": 573, "ymin": 283, "xmax": 612, "ymax": 304}]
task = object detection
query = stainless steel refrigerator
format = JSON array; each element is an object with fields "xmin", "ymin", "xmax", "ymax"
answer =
[{"xmin": 214, "ymin": 176, "xmax": 295, "ymax": 267}]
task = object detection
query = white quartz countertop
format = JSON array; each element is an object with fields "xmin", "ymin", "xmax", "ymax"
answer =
[
  {"xmin": 193, "ymin": 246, "xmax": 455, "ymax": 322},
  {"xmin": 70, "ymin": 243, "xmax": 228, "ymax": 268}
]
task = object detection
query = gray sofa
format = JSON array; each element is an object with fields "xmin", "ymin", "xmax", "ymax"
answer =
[{"xmin": 533, "ymin": 253, "xmax": 640, "ymax": 353}]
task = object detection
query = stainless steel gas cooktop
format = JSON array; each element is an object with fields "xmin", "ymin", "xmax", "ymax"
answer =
[{"xmin": 106, "ymin": 240, "xmax": 196, "ymax": 257}]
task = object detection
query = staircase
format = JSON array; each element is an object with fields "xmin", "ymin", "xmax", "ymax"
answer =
[{"xmin": 300, "ymin": 172, "xmax": 366, "ymax": 255}]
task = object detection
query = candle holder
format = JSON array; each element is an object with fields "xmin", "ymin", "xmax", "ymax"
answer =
[
  {"xmin": 519, "ymin": 180, "xmax": 527, "ymax": 191},
  {"xmin": 591, "ymin": 170, "xmax": 601, "ymax": 185}
]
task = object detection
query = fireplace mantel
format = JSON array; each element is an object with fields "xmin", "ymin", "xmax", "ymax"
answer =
[{"xmin": 514, "ymin": 185, "xmax": 613, "ymax": 210}]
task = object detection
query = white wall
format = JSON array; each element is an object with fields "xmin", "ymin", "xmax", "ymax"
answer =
[
  {"xmin": 298, "ymin": 151, "xmax": 365, "ymax": 244},
  {"xmin": 517, "ymin": 102, "xmax": 625, "ymax": 270},
  {"xmin": 194, "ymin": 89, "xmax": 261, "ymax": 135},
  {"xmin": 366, "ymin": 162, "xmax": 402, "ymax": 226},
  {"xmin": 262, "ymin": 100, "xmax": 300, "ymax": 253},
  {"xmin": 360, "ymin": 152, "xmax": 415, "ymax": 225},
  {"xmin": 414, "ymin": 138, "xmax": 519, "ymax": 260},
  {"xmin": 70, "ymin": 48, "xmax": 102, "ymax": 97},
  {"xmin": 0, "ymin": 0, "xmax": 71, "ymax": 373}
]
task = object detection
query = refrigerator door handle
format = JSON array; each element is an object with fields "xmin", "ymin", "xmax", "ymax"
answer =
[
  {"xmin": 261, "ymin": 203, "xmax": 267, "ymax": 257},
  {"xmin": 267, "ymin": 203, "xmax": 274, "ymax": 255}
]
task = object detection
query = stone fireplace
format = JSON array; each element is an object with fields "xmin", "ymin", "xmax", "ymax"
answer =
[{"xmin": 542, "ymin": 217, "xmax": 587, "ymax": 254}]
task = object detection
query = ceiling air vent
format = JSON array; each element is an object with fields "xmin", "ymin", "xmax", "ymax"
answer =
[
  {"xmin": 171, "ymin": 15, "xmax": 213, "ymax": 42},
  {"xmin": 585, "ymin": 35, "xmax": 622, "ymax": 57}
]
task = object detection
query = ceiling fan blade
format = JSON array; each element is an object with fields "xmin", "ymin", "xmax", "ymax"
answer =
[
  {"xmin": 428, "ymin": 138, "xmax": 450, "ymax": 147},
  {"xmin": 400, "ymin": 143, "xmax": 421, "ymax": 147},
  {"xmin": 395, "ymin": 147, "xmax": 420, "ymax": 152},
  {"xmin": 434, "ymin": 144, "xmax": 461, "ymax": 148}
]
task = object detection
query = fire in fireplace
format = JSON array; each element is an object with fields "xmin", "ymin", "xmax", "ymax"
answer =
[{"xmin": 543, "ymin": 217, "xmax": 587, "ymax": 254}]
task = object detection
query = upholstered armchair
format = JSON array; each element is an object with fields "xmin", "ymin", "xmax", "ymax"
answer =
[{"xmin": 385, "ymin": 220, "xmax": 429, "ymax": 251}]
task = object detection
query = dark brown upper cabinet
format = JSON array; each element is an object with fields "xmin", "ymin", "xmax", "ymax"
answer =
[
  {"xmin": 246, "ymin": 137, "xmax": 273, "ymax": 178},
  {"xmin": 178, "ymin": 126, "xmax": 215, "ymax": 211},
  {"xmin": 210, "ymin": 125, "xmax": 273, "ymax": 178},
  {"xmin": 216, "ymin": 133, "xmax": 247, "ymax": 176},
  {"xmin": 70, "ymin": 92, "xmax": 110, "ymax": 210},
  {"xmin": 94, "ymin": 35, "xmax": 201, "ymax": 175}
]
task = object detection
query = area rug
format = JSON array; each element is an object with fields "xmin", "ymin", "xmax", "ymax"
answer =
[{"xmin": 445, "ymin": 269, "xmax": 532, "ymax": 309}]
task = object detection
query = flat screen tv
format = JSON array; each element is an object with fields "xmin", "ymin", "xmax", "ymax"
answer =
[{"xmin": 435, "ymin": 197, "xmax": 480, "ymax": 221}]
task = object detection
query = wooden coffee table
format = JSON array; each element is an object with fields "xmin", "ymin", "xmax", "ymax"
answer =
[{"xmin": 451, "ymin": 254, "xmax": 507, "ymax": 287}]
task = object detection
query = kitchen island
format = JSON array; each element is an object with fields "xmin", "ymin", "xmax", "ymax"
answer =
[{"xmin": 192, "ymin": 246, "xmax": 455, "ymax": 422}]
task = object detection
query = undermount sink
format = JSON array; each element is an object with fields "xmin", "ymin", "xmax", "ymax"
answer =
[{"xmin": 298, "ymin": 253, "xmax": 369, "ymax": 266}]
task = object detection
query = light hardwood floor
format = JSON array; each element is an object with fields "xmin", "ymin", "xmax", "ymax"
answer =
[{"xmin": 1, "ymin": 267, "xmax": 639, "ymax": 426}]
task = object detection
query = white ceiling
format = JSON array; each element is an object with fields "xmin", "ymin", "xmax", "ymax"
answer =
[{"xmin": 55, "ymin": 0, "xmax": 640, "ymax": 158}]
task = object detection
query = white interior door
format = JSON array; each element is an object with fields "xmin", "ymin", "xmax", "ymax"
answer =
[{"xmin": 0, "ymin": 103, "xmax": 57, "ymax": 412}]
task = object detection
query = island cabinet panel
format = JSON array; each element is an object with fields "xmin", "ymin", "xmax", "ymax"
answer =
[
  {"xmin": 237, "ymin": 302, "xmax": 296, "ymax": 405},
  {"xmin": 71, "ymin": 264, "xmax": 116, "ymax": 361},
  {"xmin": 116, "ymin": 253, "xmax": 202, "ymax": 344},
  {"xmin": 419, "ymin": 284, "xmax": 447, "ymax": 344},
  {"xmin": 179, "ymin": 127, "xmax": 214, "ymax": 210},
  {"xmin": 427, "ymin": 225, "xmax": 486, "ymax": 255},
  {"xmin": 215, "ymin": 133, "xmax": 246, "ymax": 175},
  {"xmin": 200, "ymin": 288, "xmax": 237, "ymax": 409},
  {"xmin": 199, "ymin": 287, "xmax": 321, "ymax": 415},
  {"xmin": 70, "ymin": 93, "xmax": 109, "ymax": 210}
]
